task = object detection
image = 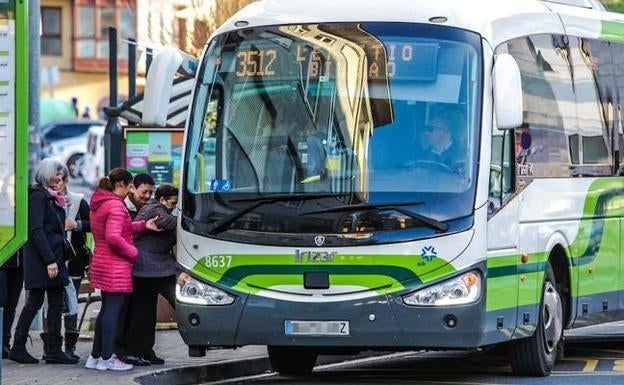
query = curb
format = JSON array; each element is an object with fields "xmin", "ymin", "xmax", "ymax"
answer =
[
  {"xmin": 134, "ymin": 356, "xmax": 271, "ymax": 385},
  {"xmin": 133, "ymin": 350, "xmax": 397, "ymax": 385}
]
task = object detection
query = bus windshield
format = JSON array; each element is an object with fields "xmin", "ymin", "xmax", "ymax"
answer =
[{"xmin": 183, "ymin": 23, "xmax": 483, "ymax": 244}]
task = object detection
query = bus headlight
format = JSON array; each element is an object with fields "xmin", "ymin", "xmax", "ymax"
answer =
[
  {"xmin": 402, "ymin": 271, "xmax": 481, "ymax": 306},
  {"xmin": 176, "ymin": 272, "xmax": 235, "ymax": 306}
]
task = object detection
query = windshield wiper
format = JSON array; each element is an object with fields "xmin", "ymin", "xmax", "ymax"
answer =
[
  {"xmin": 207, "ymin": 193, "xmax": 347, "ymax": 235},
  {"xmin": 300, "ymin": 201, "xmax": 449, "ymax": 233}
]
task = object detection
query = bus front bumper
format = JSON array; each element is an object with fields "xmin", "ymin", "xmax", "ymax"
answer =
[{"xmin": 176, "ymin": 271, "xmax": 492, "ymax": 350}]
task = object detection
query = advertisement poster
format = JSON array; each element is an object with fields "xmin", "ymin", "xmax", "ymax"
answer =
[
  {"xmin": 0, "ymin": 2, "xmax": 15, "ymax": 249},
  {"xmin": 126, "ymin": 130, "xmax": 183, "ymax": 187}
]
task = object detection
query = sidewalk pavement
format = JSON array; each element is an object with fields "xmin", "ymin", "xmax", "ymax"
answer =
[{"xmin": 1, "ymin": 330, "xmax": 267, "ymax": 385}]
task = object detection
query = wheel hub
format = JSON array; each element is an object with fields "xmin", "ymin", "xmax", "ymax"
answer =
[{"xmin": 542, "ymin": 281, "xmax": 563, "ymax": 354}]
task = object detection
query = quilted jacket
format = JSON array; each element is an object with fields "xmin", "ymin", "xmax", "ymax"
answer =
[{"xmin": 89, "ymin": 189, "xmax": 145, "ymax": 293}]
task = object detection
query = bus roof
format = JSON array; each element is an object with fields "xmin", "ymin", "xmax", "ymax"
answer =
[{"xmin": 213, "ymin": 0, "xmax": 624, "ymax": 48}]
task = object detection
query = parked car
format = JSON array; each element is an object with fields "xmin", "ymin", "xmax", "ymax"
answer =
[
  {"xmin": 81, "ymin": 124, "xmax": 106, "ymax": 188},
  {"xmin": 41, "ymin": 119, "xmax": 105, "ymax": 178}
]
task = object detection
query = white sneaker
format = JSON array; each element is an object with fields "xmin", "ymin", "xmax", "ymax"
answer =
[
  {"xmin": 85, "ymin": 355, "xmax": 100, "ymax": 369},
  {"xmin": 95, "ymin": 355, "xmax": 133, "ymax": 371}
]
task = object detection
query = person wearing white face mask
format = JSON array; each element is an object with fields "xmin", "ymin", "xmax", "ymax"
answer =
[{"xmin": 123, "ymin": 184, "xmax": 179, "ymax": 366}]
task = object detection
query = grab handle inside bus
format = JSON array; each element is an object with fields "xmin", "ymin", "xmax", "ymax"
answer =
[{"xmin": 493, "ymin": 53, "xmax": 523, "ymax": 130}]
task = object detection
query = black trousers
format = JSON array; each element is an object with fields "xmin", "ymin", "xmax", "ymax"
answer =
[
  {"xmin": 13, "ymin": 287, "xmax": 64, "ymax": 347},
  {"xmin": 125, "ymin": 276, "xmax": 176, "ymax": 356},
  {"xmin": 0, "ymin": 266, "xmax": 24, "ymax": 346}
]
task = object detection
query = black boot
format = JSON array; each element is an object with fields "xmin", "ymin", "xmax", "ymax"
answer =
[
  {"xmin": 8, "ymin": 334, "xmax": 39, "ymax": 364},
  {"xmin": 41, "ymin": 333, "xmax": 78, "ymax": 364},
  {"xmin": 64, "ymin": 332, "xmax": 80, "ymax": 361}
]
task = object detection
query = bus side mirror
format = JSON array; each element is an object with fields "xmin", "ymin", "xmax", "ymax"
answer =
[
  {"xmin": 143, "ymin": 47, "xmax": 184, "ymax": 127},
  {"xmin": 493, "ymin": 54, "xmax": 523, "ymax": 130}
]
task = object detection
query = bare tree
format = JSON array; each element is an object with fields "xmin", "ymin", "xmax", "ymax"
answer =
[
  {"xmin": 187, "ymin": 0, "xmax": 256, "ymax": 55},
  {"xmin": 191, "ymin": 19, "xmax": 211, "ymax": 56},
  {"xmin": 208, "ymin": 0, "xmax": 256, "ymax": 34}
]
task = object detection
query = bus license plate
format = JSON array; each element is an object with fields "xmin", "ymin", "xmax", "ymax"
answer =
[{"xmin": 285, "ymin": 320, "xmax": 350, "ymax": 336}]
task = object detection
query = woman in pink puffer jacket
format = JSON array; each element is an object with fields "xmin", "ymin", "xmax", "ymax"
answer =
[{"xmin": 86, "ymin": 168, "xmax": 159, "ymax": 371}]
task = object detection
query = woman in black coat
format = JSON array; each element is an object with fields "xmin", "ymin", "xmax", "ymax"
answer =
[{"xmin": 8, "ymin": 159, "xmax": 78, "ymax": 365}]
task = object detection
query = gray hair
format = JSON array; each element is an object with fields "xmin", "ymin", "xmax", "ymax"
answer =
[{"xmin": 34, "ymin": 158, "xmax": 68, "ymax": 188}]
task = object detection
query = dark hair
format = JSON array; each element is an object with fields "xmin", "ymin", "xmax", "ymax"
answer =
[
  {"xmin": 133, "ymin": 173, "xmax": 155, "ymax": 189},
  {"xmin": 155, "ymin": 184, "xmax": 179, "ymax": 201},
  {"xmin": 98, "ymin": 168, "xmax": 134, "ymax": 191}
]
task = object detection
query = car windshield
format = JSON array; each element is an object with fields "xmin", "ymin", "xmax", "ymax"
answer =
[{"xmin": 183, "ymin": 23, "xmax": 483, "ymax": 244}]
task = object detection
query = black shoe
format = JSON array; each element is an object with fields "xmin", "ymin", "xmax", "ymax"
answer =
[
  {"xmin": 142, "ymin": 351, "xmax": 165, "ymax": 365},
  {"xmin": 2, "ymin": 344, "xmax": 9, "ymax": 359},
  {"xmin": 8, "ymin": 346, "xmax": 39, "ymax": 364},
  {"xmin": 41, "ymin": 333, "xmax": 78, "ymax": 364},
  {"xmin": 122, "ymin": 355, "xmax": 151, "ymax": 366}
]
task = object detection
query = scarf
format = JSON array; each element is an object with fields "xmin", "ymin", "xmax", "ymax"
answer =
[{"xmin": 45, "ymin": 186, "xmax": 67, "ymax": 208}]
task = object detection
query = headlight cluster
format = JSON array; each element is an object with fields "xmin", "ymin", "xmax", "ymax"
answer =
[
  {"xmin": 402, "ymin": 271, "xmax": 481, "ymax": 306},
  {"xmin": 176, "ymin": 272, "xmax": 235, "ymax": 306}
]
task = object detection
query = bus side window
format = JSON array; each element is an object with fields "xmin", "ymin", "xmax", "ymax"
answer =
[{"xmin": 489, "ymin": 128, "xmax": 514, "ymax": 215}]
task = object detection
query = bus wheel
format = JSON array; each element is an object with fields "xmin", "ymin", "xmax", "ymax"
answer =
[
  {"xmin": 510, "ymin": 262, "xmax": 563, "ymax": 376},
  {"xmin": 268, "ymin": 346, "xmax": 317, "ymax": 375}
]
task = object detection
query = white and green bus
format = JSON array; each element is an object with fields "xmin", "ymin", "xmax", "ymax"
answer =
[{"xmin": 169, "ymin": 0, "xmax": 624, "ymax": 376}]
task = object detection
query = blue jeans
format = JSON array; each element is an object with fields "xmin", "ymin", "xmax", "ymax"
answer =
[{"xmin": 90, "ymin": 292, "xmax": 127, "ymax": 360}]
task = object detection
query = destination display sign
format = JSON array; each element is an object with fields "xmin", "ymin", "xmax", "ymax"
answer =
[{"xmin": 233, "ymin": 39, "xmax": 439, "ymax": 82}]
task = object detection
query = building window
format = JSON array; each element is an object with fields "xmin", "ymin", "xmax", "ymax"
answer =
[
  {"xmin": 76, "ymin": 5, "xmax": 96, "ymax": 58},
  {"xmin": 41, "ymin": 7, "xmax": 62, "ymax": 56},
  {"xmin": 74, "ymin": 0, "xmax": 136, "ymax": 63}
]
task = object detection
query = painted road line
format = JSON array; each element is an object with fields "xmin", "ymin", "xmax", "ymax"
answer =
[{"xmin": 567, "ymin": 358, "xmax": 599, "ymax": 372}]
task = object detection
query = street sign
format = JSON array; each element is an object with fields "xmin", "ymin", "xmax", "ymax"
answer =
[
  {"xmin": 123, "ymin": 127, "xmax": 184, "ymax": 187},
  {"xmin": 0, "ymin": 0, "xmax": 28, "ymax": 266}
]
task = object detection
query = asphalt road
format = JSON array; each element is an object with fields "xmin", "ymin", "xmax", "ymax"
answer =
[{"xmin": 221, "ymin": 341, "xmax": 624, "ymax": 385}]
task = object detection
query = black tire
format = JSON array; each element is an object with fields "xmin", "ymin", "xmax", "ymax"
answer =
[
  {"xmin": 268, "ymin": 346, "xmax": 317, "ymax": 375},
  {"xmin": 67, "ymin": 153, "xmax": 84, "ymax": 179},
  {"xmin": 510, "ymin": 262, "xmax": 563, "ymax": 376}
]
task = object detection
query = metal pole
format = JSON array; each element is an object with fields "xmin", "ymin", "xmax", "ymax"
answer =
[
  {"xmin": 109, "ymin": 27, "xmax": 118, "ymax": 108},
  {"xmin": 128, "ymin": 38, "xmax": 137, "ymax": 99},
  {"xmin": 28, "ymin": 0, "xmax": 41, "ymax": 182},
  {"xmin": 104, "ymin": 27, "xmax": 122, "ymax": 173}
]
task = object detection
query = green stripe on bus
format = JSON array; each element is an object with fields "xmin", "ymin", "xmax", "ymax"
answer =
[
  {"xmin": 190, "ymin": 252, "xmax": 460, "ymax": 295},
  {"xmin": 601, "ymin": 20, "xmax": 624, "ymax": 43}
]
